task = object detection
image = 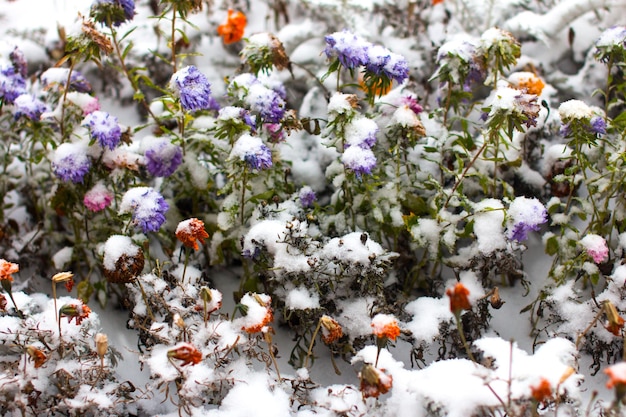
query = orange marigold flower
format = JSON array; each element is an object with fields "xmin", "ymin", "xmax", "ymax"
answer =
[
  {"xmin": 26, "ymin": 346, "xmax": 47, "ymax": 369},
  {"xmin": 432, "ymin": 0, "xmax": 444, "ymax": 4},
  {"xmin": 240, "ymin": 293, "xmax": 274, "ymax": 333},
  {"xmin": 320, "ymin": 315, "xmax": 343, "ymax": 344},
  {"xmin": 358, "ymin": 71, "xmax": 393, "ymax": 97},
  {"xmin": 371, "ymin": 313, "xmax": 401, "ymax": 341},
  {"xmin": 168, "ymin": 343, "xmax": 203, "ymax": 366},
  {"xmin": 217, "ymin": 9, "xmax": 247, "ymax": 45},
  {"xmin": 176, "ymin": 218, "xmax": 210, "ymax": 251},
  {"xmin": 446, "ymin": 282, "xmax": 471, "ymax": 313},
  {"xmin": 530, "ymin": 378, "xmax": 552, "ymax": 402},
  {"xmin": 359, "ymin": 364, "xmax": 393, "ymax": 398},
  {"xmin": 605, "ymin": 362, "xmax": 626, "ymax": 389},
  {"xmin": 509, "ymin": 71, "xmax": 545, "ymax": 96},
  {"xmin": 0, "ymin": 259, "xmax": 19, "ymax": 282},
  {"xmin": 59, "ymin": 303, "xmax": 92, "ymax": 325}
]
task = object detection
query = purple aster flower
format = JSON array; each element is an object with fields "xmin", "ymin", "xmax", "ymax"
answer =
[
  {"xmin": 341, "ymin": 146, "xmax": 376, "ymax": 177},
  {"xmin": 41, "ymin": 68, "xmax": 92, "ymax": 93},
  {"xmin": 91, "ymin": 0, "xmax": 135, "ymax": 27},
  {"xmin": 242, "ymin": 246, "xmax": 261, "ymax": 259},
  {"xmin": 13, "ymin": 94, "xmax": 48, "ymax": 120},
  {"xmin": 83, "ymin": 110, "xmax": 122, "ymax": 150},
  {"xmin": 559, "ymin": 122, "xmax": 571, "ymax": 137},
  {"xmin": 0, "ymin": 66, "xmax": 26, "ymax": 104},
  {"xmin": 595, "ymin": 26, "xmax": 626, "ymax": 63},
  {"xmin": 589, "ymin": 116, "xmax": 607, "ymax": 135},
  {"xmin": 120, "ymin": 187, "xmax": 169, "ymax": 234},
  {"xmin": 247, "ymin": 83, "xmax": 285, "ymax": 123},
  {"xmin": 298, "ymin": 186, "xmax": 316, "ymax": 208},
  {"xmin": 170, "ymin": 65, "xmax": 212, "ymax": 113},
  {"xmin": 324, "ymin": 30, "xmax": 371, "ymax": 69},
  {"xmin": 375, "ymin": 52, "xmax": 409, "ymax": 84},
  {"xmin": 144, "ymin": 139, "xmax": 183, "ymax": 177},
  {"xmin": 230, "ymin": 134, "xmax": 273, "ymax": 170},
  {"xmin": 9, "ymin": 47, "xmax": 28, "ymax": 78},
  {"xmin": 507, "ymin": 197, "xmax": 547, "ymax": 242},
  {"xmin": 52, "ymin": 143, "xmax": 91, "ymax": 184},
  {"xmin": 345, "ymin": 116, "xmax": 378, "ymax": 149}
]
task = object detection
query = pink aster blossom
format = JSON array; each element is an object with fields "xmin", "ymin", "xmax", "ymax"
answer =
[
  {"xmin": 83, "ymin": 183, "xmax": 113, "ymax": 212},
  {"xmin": 580, "ymin": 234, "xmax": 609, "ymax": 264}
]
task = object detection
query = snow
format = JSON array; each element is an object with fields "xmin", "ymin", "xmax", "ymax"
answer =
[
  {"xmin": 102, "ymin": 235, "xmax": 140, "ymax": 271},
  {"xmin": 286, "ymin": 287, "xmax": 320, "ymax": 310}
]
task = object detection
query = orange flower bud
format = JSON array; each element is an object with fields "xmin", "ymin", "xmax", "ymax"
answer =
[
  {"xmin": 446, "ymin": 283, "xmax": 471, "ymax": 313},
  {"xmin": 59, "ymin": 303, "xmax": 92, "ymax": 325},
  {"xmin": 359, "ymin": 364, "xmax": 393, "ymax": 398},
  {"xmin": 168, "ymin": 343, "xmax": 202, "ymax": 366},
  {"xmin": 95, "ymin": 333, "xmax": 108, "ymax": 360},
  {"xmin": 320, "ymin": 315, "xmax": 343, "ymax": 344},
  {"xmin": 175, "ymin": 218, "xmax": 209, "ymax": 251},
  {"xmin": 26, "ymin": 346, "xmax": 47, "ymax": 368}
]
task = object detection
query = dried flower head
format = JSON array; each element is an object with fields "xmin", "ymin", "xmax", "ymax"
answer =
[
  {"xmin": 26, "ymin": 346, "xmax": 47, "ymax": 369},
  {"xmin": 217, "ymin": 9, "xmax": 247, "ymax": 45},
  {"xmin": 52, "ymin": 272, "xmax": 74, "ymax": 293},
  {"xmin": 0, "ymin": 259, "xmax": 19, "ymax": 282},
  {"xmin": 102, "ymin": 235, "xmax": 145, "ymax": 283},
  {"xmin": 241, "ymin": 32, "xmax": 290, "ymax": 74},
  {"xmin": 320, "ymin": 315, "xmax": 343, "ymax": 344},
  {"xmin": 359, "ymin": 364, "xmax": 393, "ymax": 398},
  {"xmin": 239, "ymin": 293, "xmax": 274, "ymax": 333},
  {"xmin": 95, "ymin": 333, "xmax": 108, "ymax": 359},
  {"xmin": 371, "ymin": 314, "xmax": 401, "ymax": 341},
  {"xmin": 168, "ymin": 343, "xmax": 202, "ymax": 366},
  {"xmin": 446, "ymin": 282, "xmax": 471, "ymax": 313}
]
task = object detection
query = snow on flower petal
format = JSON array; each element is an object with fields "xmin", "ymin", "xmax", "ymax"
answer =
[
  {"xmin": 170, "ymin": 65, "xmax": 212, "ymax": 113},
  {"xmin": 84, "ymin": 182, "xmax": 113, "ymax": 212},
  {"xmin": 119, "ymin": 187, "xmax": 169, "ymax": 234},
  {"xmin": 143, "ymin": 137, "xmax": 183, "ymax": 177},
  {"xmin": 83, "ymin": 110, "xmax": 122, "ymax": 150},
  {"xmin": 580, "ymin": 234, "xmax": 609, "ymax": 264},
  {"xmin": 371, "ymin": 313, "xmax": 401, "ymax": 341},
  {"xmin": 13, "ymin": 94, "xmax": 48, "ymax": 120},
  {"xmin": 52, "ymin": 142, "xmax": 91, "ymax": 183},
  {"xmin": 230, "ymin": 134, "xmax": 273, "ymax": 170},
  {"xmin": 176, "ymin": 218, "xmax": 209, "ymax": 251},
  {"xmin": 324, "ymin": 30, "xmax": 370, "ymax": 69},
  {"xmin": 0, "ymin": 259, "xmax": 19, "ymax": 282},
  {"xmin": 341, "ymin": 146, "xmax": 376, "ymax": 177},
  {"xmin": 507, "ymin": 196, "xmax": 548, "ymax": 242}
]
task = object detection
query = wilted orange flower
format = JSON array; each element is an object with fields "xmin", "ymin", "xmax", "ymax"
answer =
[
  {"xmin": 59, "ymin": 303, "xmax": 92, "ymax": 325},
  {"xmin": 530, "ymin": 378, "xmax": 552, "ymax": 402},
  {"xmin": 26, "ymin": 346, "xmax": 47, "ymax": 369},
  {"xmin": 217, "ymin": 9, "xmax": 247, "ymax": 45},
  {"xmin": 244, "ymin": 308, "xmax": 273, "ymax": 333},
  {"xmin": 371, "ymin": 314, "xmax": 401, "ymax": 341},
  {"xmin": 604, "ymin": 301, "xmax": 625, "ymax": 336},
  {"xmin": 359, "ymin": 364, "xmax": 393, "ymax": 398},
  {"xmin": 432, "ymin": 0, "xmax": 444, "ymax": 4},
  {"xmin": 176, "ymin": 218, "xmax": 210, "ymax": 251},
  {"xmin": 446, "ymin": 283, "xmax": 471, "ymax": 313},
  {"xmin": 0, "ymin": 259, "xmax": 19, "ymax": 282},
  {"xmin": 605, "ymin": 362, "xmax": 626, "ymax": 389},
  {"xmin": 168, "ymin": 343, "xmax": 203, "ymax": 366},
  {"xmin": 320, "ymin": 315, "xmax": 343, "ymax": 344},
  {"xmin": 241, "ymin": 293, "xmax": 274, "ymax": 333}
]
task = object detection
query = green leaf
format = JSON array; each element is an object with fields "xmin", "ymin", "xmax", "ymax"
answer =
[
  {"xmin": 545, "ymin": 236, "xmax": 559, "ymax": 256},
  {"xmin": 77, "ymin": 280, "xmax": 94, "ymax": 304}
]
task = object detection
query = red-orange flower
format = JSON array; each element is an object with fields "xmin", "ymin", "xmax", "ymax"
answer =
[
  {"xmin": 446, "ymin": 283, "xmax": 471, "ymax": 313},
  {"xmin": 244, "ymin": 308, "xmax": 273, "ymax": 333},
  {"xmin": 26, "ymin": 346, "xmax": 47, "ymax": 369},
  {"xmin": 168, "ymin": 343, "xmax": 203, "ymax": 366},
  {"xmin": 432, "ymin": 0, "xmax": 444, "ymax": 4},
  {"xmin": 240, "ymin": 293, "xmax": 274, "ymax": 333},
  {"xmin": 530, "ymin": 378, "xmax": 552, "ymax": 402},
  {"xmin": 0, "ymin": 259, "xmax": 19, "ymax": 282},
  {"xmin": 509, "ymin": 72, "xmax": 545, "ymax": 96},
  {"xmin": 217, "ymin": 9, "xmax": 247, "ymax": 45},
  {"xmin": 605, "ymin": 362, "xmax": 626, "ymax": 389},
  {"xmin": 176, "ymin": 218, "xmax": 210, "ymax": 251},
  {"xmin": 359, "ymin": 364, "xmax": 393, "ymax": 398},
  {"xmin": 371, "ymin": 314, "xmax": 401, "ymax": 341},
  {"xmin": 320, "ymin": 315, "xmax": 343, "ymax": 344},
  {"xmin": 59, "ymin": 303, "xmax": 92, "ymax": 325}
]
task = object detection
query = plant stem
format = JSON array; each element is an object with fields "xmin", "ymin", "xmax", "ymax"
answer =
[
  {"xmin": 454, "ymin": 311, "xmax": 476, "ymax": 362},
  {"xmin": 304, "ymin": 319, "xmax": 323, "ymax": 368}
]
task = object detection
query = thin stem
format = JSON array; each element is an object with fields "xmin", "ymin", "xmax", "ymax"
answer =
[
  {"xmin": 181, "ymin": 247, "xmax": 189, "ymax": 284},
  {"xmin": 304, "ymin": 318, "xmax": 323, "ymax": 368},
  {"xmin": 171, "ymin": 4, "xmax": 178, "ymax": 72},
  {"xmin": 445, "ymin": 139, "xmax": 490, "ymax": 208},
  {"xmin": 454, "ymin": 311, "xmax": 476, "ymax": 362},
  {"xmin": 59, "ymin": 60, "xmax": 76, "ymax": 140},
  {"xmin": 135, "ymin": 278, "xmax": 155, "ymax": 322}
]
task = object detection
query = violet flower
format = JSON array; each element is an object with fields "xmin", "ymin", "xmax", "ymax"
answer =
[
  {"xmin": 13, "ymin": 94, "xmax": 48, "ymax": 120},
  {"xmin": 91, "ymin": 0, "xmax": 135, "ymax": 26},
  {"xmin": 507, "ymin": 196, "xmax": 547, "ymax": 242},
  {"xmin": 9, "ymin": 47, "xmax": 28, "ymax": 78},
  {"xmin": 341, "ymin": 146, "xmax": 376, "ymax": 177},
  {"xmin": 230, "ymin": 134, "xmax": 273, "ymax": 170},
  {"xmin": 324, "ymin": 30, "xmax": 370, "ymax": 69},
  {"xmin": 83, "ymin": 110, "xmax": 122, "ymax": 150},
  {"xmin": 298, "ymin": 186, "xmax": 316, "ymax": 208},
  {"xmin": 120, "ymin": 187, "xmax": 169, "ymax": 233},
  {"xmin": 247, "ymin": 83, "xmax": 285, "ymax": 123},
  {"xmin": 170, "ymin": 65, "xmax": 212, "ymax": 113},
  {"xmin": 52, "ymin": 143, "xmax": 91, "ymax": 184},
  {"xmin": 144, "ymin": 139, "xmax": 183, "ymax": 177},
  {"xmin": 0, "ymin": 66, "xmax": 26, "ymax": 104}
]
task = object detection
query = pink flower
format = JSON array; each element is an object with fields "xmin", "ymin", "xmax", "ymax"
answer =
[
  {"xmin": 580, "ymin": 234, "xmax": 609, "ymax": 264},
  {"xmin": 83, "ymin": 183, "xmax": 113, "ymax": 212}
]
